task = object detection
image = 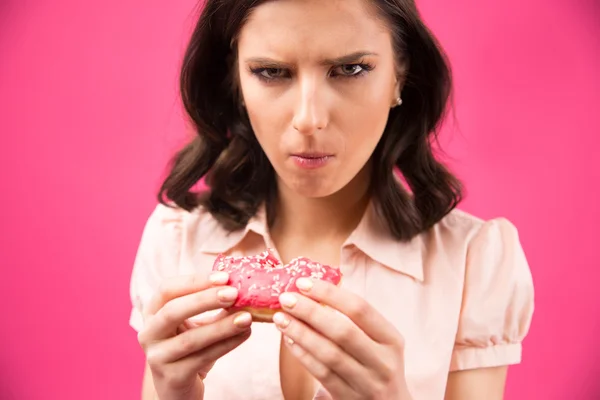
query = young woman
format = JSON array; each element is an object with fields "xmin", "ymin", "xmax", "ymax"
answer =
[{"xmin": 129, "ymin": 0, "xmax": 535, "ymax": 399}]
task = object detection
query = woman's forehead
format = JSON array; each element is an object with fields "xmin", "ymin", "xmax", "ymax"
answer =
[{"xmin": 237, "ymin": 0, "xmax": 391, "ymax": 59}]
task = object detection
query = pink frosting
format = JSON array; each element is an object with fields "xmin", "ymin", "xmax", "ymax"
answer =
[{"xmin": 212, "ymin": 249, "xmax": 342, "ymax": 309}]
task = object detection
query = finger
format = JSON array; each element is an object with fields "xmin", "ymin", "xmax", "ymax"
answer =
[
  {"xmin": 142, "ymin": 285, "xmax": 239, "ymax": 341},
  {"xmin": 313, "ymin": 387, "xmax": 333, "ymax": 400},
  {"xmin": 162, "ymin": 329, "xmax": 252, "ymax": 387},
  {"xmin": 187, "ymin": 309, "xmax": 231, "ymax": 327},
  {"xmin": 293, "ymin": 278, "xmax": 400, "ymax": 344},
  {"xmin": 278, "ymin": 291, "xmax": 385, "ymax": 370},
  {"xmin": 177, "ymin": 329, "xmax": 252, "ymax": 375},
  {"xmin": 176, "ymin": 321, "xmax": 191, "ymax": 335},
  {"xmin": 148, "ymin": 311, "xmax": 253, "ymax": 364},
  {"xmin": 178, "ymin": 309, "xmax": 231, "ymax": 334},
  {"xmin": 144, "ymin": 271, "xmax": 230, "ymax": 317},
  {"xmin": 274, "ymin": 312, "xmax": 371, "ymax": 393},
  {"xmin": 281, "ymin": 333, "xmax": 354, "ymax": 399}
]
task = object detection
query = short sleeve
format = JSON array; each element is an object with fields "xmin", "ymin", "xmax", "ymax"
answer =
[
  {"xmin": 128, "ymin": 204, "xmax": 185, "ymax": 332},
  {"xmin": 450, "ymin": 218, "xmax": 534, "ymax": 371}
]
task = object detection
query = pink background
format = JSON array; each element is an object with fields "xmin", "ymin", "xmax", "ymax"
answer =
[{"xmin": 1, "ymin": 0, "xmax": 598, "ymax": 398}]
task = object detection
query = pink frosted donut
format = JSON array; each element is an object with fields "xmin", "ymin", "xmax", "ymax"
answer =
[{"xmin": 212, "ymin": 249, "xmax": 343, "ymax": 322}]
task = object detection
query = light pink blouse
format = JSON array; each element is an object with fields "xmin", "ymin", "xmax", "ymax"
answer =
[{"xmin": 129, "ymin": 201, "xmax": 534, "ymax": 399}]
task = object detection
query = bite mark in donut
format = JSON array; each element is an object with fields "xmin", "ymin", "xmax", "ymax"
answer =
[{"xmin": 212, "ymin": 249, "xmax": 342, "ymax": 322}]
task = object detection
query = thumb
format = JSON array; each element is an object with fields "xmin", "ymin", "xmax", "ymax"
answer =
[{"xmin": 313, "ymin": 387, "xmax": 333, "ymax": 400}]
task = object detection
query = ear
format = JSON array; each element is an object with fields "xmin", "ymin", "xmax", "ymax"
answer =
[{"xmin": 390, "ymin": 78, "xmax": 403, "ymax": 108}]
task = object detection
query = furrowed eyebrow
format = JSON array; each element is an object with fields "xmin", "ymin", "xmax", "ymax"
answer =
[
  {"xmin": 244, "ymin": 57, "xmax": 293, "ymax": 68},
  {"xmin": 244, "ymin": 51, "xmax": 379, "ymax": 67},
  {"xmin": 320, "ymin": 51, "xmax": 379, "ymax": 65}
]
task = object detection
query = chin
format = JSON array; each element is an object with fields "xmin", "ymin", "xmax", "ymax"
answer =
[
  {"xmin": 293, "ymin": 186, "xmax": 335, "ymax": 199},
  {"xmin": 282, "ymin": 174, "xmax": 347, "ymax": 199}
]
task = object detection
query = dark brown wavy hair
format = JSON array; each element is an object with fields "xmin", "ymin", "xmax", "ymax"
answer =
[{"xmin": 158, "ymin": 0, "xmax": 463, "ymax": 241}]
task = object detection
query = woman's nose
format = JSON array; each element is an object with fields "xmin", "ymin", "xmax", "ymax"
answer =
[{"xmin": 292, "ymin": 77, "xmax": 329, "ymax": 135}]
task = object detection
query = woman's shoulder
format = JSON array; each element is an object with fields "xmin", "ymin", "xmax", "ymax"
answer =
[
  {"xmin": 430, "ymin": 207, "xmax": 522, "ymax": 249},
  {"xmin": 145, "ymin": 202, "xmax": 216, "ymax": 227},
  {"xmin": 129, "ymin": 203, "xmax": 227, "ymax": 331},
  {"xmin": 139, "ymin": 202, "xmax": 225, "ymax": 254},
  {"xmin": 419, "ymin": 207, "xmax": 531, "ymax": 279},
  {"xmin": 433, "ymin": 209, "xmax": 534, "ymax": 372},
  {"xmin": 423, "ymin": 208, "xmax": 532, "ymax": 292}
]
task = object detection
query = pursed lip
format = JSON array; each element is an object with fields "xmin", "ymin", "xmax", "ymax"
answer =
[
  {"xmin": 290, "ymin": 152, "xmax": 334, "ymax": 158},
  {"xmin": 289, "ymin": 152, "xmax": 334, "ymax": 170}
]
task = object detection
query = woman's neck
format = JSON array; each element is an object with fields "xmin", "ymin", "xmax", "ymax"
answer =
[{"xmin": 269, "ymin": 164, "xmax": 371, "ymax": 245}]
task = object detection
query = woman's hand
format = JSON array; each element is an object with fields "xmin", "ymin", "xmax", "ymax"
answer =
[
  {"xmin": 137, "ymin": 272, "xmax": 253, "ymax": 400},
  {"xmin": 274, "ymin": 278, "xmax": 412, "ymax": 400}
]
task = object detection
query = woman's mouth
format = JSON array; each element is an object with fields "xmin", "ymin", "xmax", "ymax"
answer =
[{"xmin": 290, "ymin": 153, "xmax": 334, "ymax": 169}]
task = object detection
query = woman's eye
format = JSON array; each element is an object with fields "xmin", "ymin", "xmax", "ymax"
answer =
[
  {"xmin": 333, "ymin": 64, "xmax": 365, "ymax": 77},
  {"xmin": 250, "ymin": 63, "xmax": 372, "ymax": 82},
  {"xmin": 259, "ymin": 68, "xmax": 287, "ymax": 79}
]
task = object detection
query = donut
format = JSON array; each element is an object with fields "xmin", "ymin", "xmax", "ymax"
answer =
[{"xmin": 211, "ymin": 249, "xmax": 343, "ymax": 322}]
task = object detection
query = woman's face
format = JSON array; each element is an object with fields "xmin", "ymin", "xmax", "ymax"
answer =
[{"xmin": 237, "ymin": 0, "xmax": 400, "ymax": 198}]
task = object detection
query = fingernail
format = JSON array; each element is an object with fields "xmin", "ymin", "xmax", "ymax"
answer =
[
  {"xmin": 217, "ymin": 287, "xmax": 238, "ymax": 302},
  {"xmin": 295, "ymin": 278, "xmax": 313, "ymax": 292},
  {"xmin": 279, "ymin": 293, "xmax": 297, "ymax": 308},
  {"xmin": 233, "ymin": 312, "xmax": 252, "ymax": 327},
  {"xmin": 273, "ymin": 312, "xmax": 290, "ymax": 329},
  {"xmin": 209, "ymin": 271, "xmax": 229, "ymax": 285},
  {"xmin": 285, "ymin": 336, "xmax": 295, "ymax": 346}
]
